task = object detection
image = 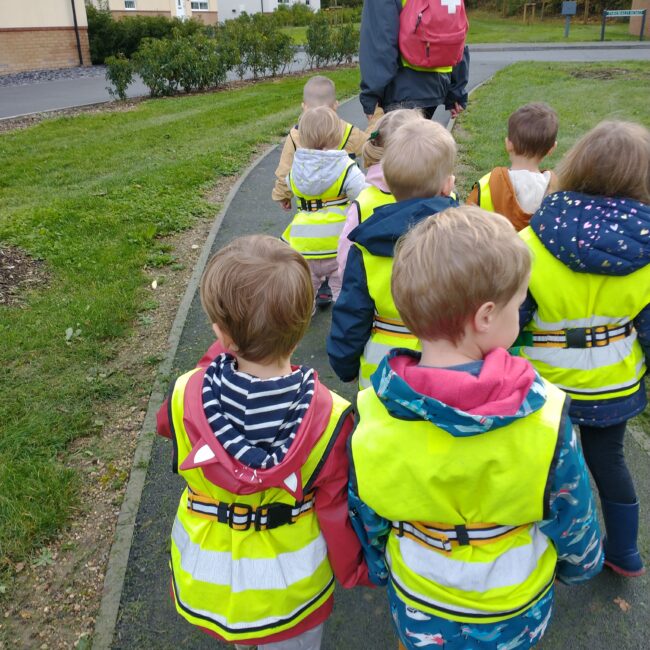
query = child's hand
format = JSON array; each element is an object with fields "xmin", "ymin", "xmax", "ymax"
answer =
[
  {"xmin": 277, "ymin": 198, "xmax": 292, "ymax": 212},
  {"xmin": 450, "ymin": 103, "xmax": 464, "ymax": 119}
]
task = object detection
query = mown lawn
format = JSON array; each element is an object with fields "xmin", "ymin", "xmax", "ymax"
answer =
[
  {"xmin": 282, "ymin": 10, "xmax": 638, "ymax": 44},
  {"xmin": 0, "ymin": 68, "xmax": 361, "ymax": 573},
  {"xmin": 454, "ymin": 59, "xmax": 650, "ymax": 433}
]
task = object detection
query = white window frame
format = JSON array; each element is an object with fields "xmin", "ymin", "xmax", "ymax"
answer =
[
  {"xmin": 124, "ymin": 0, "xmax": 136, "ymax": 9},
  {"xmin": 191, "ymin": 0, "xmax": 209, "ymax": 10}
]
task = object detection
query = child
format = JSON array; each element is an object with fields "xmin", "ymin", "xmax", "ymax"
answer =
[
  {"xmin": 273, "ymin": 75, "xmax": 380, "ymax": 211},
  {"xmin": 467, "ymin": 102, "xmax": 558, "ymax": 231},
  {"xmin": 337, "ymin": 108, "xmax": 425, "ymax": 279},
  {"xmin": 349, "ymin": 206, "xmax": 603, "ymax": 650},
  {"xmin": 518, "ymin": 120, "xmax": 650, "ymax": 577},
  {"xmin": 328, "ymin": 119, "xmax": 458, "ymax": 387},
  {"xmin": 282, "ymin": 106, "xmax": 366, "ymax": 308},
  {"xmin": 156, "ymin": 235, "xmax": 370, "ymax": 648}
]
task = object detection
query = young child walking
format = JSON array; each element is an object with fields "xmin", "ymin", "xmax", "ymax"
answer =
[
  {"xmin": 337, "ymin": 108, "xmax": 425, "ymax": 279},
  {"xmin": 349, "ymin": 207, "xmax": 603, "ymax": 650},
  {"xmin": 273, "ymin": 75, "xmax": 380, "ymax": 211},
  {"xmin": 328, "ymin": 119, "xmax": 458, "ymax": 387},
  {"xmin": 282, "ymin": 106, "xmax": 366, "ymax": 308},
  {"xmin": 518, "ymin": 120, "xmax": 650, "ymax": 577},
  {"xmin": 467, "ymin": 102, "xmax": 558, "ymax": 231},
  {"xmin": 156, "ymin": 235, "xmax": 369, "ymax": 648}
]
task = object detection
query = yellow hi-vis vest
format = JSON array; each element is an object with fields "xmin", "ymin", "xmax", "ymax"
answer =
[
  {"xmin": 350, "ymin": 379, "xmax": 567, "ymax": 623},
  {"xmin": 519, "ymin": 227, "xmax": 649, "ymax": 401},
  {"xmin": 354, "ymin": 185, "xmax": 396, "ymax": 224},
  {"xmin": 169, "ymin": 367, "xmax": 351, "ymax": 642},
  {"xmin": 356, "ymin": 244, "xmax": 420, "ymax": 388},
  {"xmin": 475, "ymin": 172, "xmax": 495, "ymax": 211},
  {"xmin": 282, "ymin": 161, "xmax": 356, "ymax": 260}
]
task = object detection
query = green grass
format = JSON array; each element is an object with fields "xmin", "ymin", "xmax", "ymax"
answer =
[
  {"xmin": 454, "ymin": 60, "xmax": 650, "ymax": 196},
  {"xmin": 0, "ymin": 68, "xmax": 361, "ymax": 572},
  {"xmin": 281, "ymin": 10, "xmax": 638, "ymax": 45}
]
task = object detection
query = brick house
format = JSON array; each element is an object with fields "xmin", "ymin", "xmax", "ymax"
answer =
[
  {"xmin": 95, "ymin": 0, "xmax": 219, "ymax": 24},
  {"xmin": 0, "ymin": 0, "xmax": 91, "ymax": 75}
]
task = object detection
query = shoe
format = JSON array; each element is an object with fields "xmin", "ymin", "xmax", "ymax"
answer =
[
  {"xmin": 315, "ymin": 280, "xmax": 333, "ymax": 309},
  {"xmin": 601, "ymin": 498, "xmax": 646, "ymax": 577}
]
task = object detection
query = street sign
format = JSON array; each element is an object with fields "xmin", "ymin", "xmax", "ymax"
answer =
[{"xmin": 601, "ymin": 8, "xmax": 646, "ymax": 41}]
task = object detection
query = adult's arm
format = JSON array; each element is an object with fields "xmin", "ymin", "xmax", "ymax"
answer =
[
  {"xmin": 633, "ymin": 303, "xmax": 650, "ymax": 367},
  {"xmin": 359, "ymin": 0, "xmax": 400, "ymax": 116},
  {"xmin": 444, "ymin": 46, "xmax": 470, "ymax": 111}
]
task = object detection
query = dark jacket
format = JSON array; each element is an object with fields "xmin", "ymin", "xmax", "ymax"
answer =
[
  {"xmin": 359, "ymin": 0, "xmax": 470, "ymax": 115},
  {"xmin": 519, "ymin": 191, "xmax": 650, "ymax": 426},
  {"xmin": 328, "ymin": 195, "xmax": 457, "ymax": 382}
]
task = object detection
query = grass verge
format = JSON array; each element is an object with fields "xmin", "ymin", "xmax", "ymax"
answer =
[
  {"xmin": 0, "ymin": 67, "xmax": 361, "ymax": 574},
  {"xmin": 454, "ymin": 59, "xmax": 650, "ymax": 434}
]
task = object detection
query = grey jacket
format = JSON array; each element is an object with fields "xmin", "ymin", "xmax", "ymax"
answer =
[{"xmin": 359, "ymin": 0, "xmax": 470, "ymax": 115}]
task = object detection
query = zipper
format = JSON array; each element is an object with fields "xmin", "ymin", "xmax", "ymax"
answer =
[{"xmin": 413, "ymin": 5, "xmax": 428, "ymax": 33}]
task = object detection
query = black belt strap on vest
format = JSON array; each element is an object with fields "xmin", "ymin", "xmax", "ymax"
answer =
[
  {"xmin": 455, "ymin": 524, "xmax": 471, "ymax": 546},
  {"xmin": 299, "ymin": 197, "xmax": 324, "ymax": 211}
]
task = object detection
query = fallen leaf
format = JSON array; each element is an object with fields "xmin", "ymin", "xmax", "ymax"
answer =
[
  {"xmin": 614, "ymin": 596, "xmax": 631, "ymax": 612},
  {"xmin": 14, "ymin": 562, "xmax": 25, "ymax": 573},
  {"xmin": 191, "ymin": 244, "xmax": 199, "ymax": 250},
  {"xmin": 151, "ymin": 279, "xmax": 157, "ymax": 290},
  {"xmin": 18, "ymin": 609, "xmax": 31, "ymax": 619}
]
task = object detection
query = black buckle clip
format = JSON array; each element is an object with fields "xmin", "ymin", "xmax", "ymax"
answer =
[
  {"xmin": 455, "ymin": 524, "xmax": 471, "ymax": 546},
  {"xmin": 256, "ymin": 503, "xmax": 295, "ymax": 531},
  {"xmin": 228, "ymin": 502, "xmax": 253, "ymax": 531},
  {"xmin": 565, "ymin": 328, "xmax": 588, "ymax": 349}
]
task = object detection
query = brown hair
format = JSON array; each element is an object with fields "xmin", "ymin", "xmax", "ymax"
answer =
[
  {"xmin": 382, "ymin": 120, "xmax": 456, "ymax": 202},
  {"xmin": 299, "ymin": 106, "xmax": 342, "ymax": 150},
  {"xmin": 392, "ymin": 206, "xmax": 531, "ymax": 343},
  {"xmin": 200, "ymin": 235, "xmax": 313, "ymax": 363},
  {"xmin": 508, "ymin": 103, "xmax": 558, "ymax": 159},
  {"xmin": 362, "ymin": 108, "xmax": 424, "ymax": 168},
  {"xmin": 556, "ymin": 120, "xmax": 650, "ymax": 204},
  {"xmin": 303, "ymin": 75, "xmax": 336, "ymax": 108}
]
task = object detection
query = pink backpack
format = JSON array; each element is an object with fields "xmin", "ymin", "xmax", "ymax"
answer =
[{"xmin": 398, "ymin": 0, "xmax": 468, "ymax": 69}]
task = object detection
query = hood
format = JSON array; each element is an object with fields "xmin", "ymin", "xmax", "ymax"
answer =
[
  {"xmin": 178, "ymin": 353, "xmax": 333, "ymax": 499},
  {"xmin": 365, "ymin": 163, "xmax": 390, "ymax": 192},
  {"xmin": 531, "ymin": 191, "xmax": 650, "ymax": 276},
  {"xmin": 349, "ymin": 195, "xmax": 458, "ymax": 257},
  {"xmin": 371, "ymin": 348, "xmax": 545, "ymax": 437},
  {"xmin": 290, "ymin": 148, "xmax": 354, "ymax": 197}
]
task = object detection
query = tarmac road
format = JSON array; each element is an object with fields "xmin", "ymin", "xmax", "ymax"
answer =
[{"xmin": 108, "ymin": 47, "xmax": 650, "ymax": 649}]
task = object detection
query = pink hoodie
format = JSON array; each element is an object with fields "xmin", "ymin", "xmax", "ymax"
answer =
[{"xmin": 337, "ymin": 163, "xmax": 390, "ymax": 280}]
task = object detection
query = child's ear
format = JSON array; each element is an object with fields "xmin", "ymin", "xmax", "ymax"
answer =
[
  {"xmin": 442, "ymin": 175, "xmax": 455, "ymax": 196},
  {"xmin": 212, "ymin": 324, "xmax": 239, "ymax": 352},
  {"xmin": 505, "ymin": 137, "xmax": 515, "ymax": 154},
  {"xmin": 332, "ymin": 100, "xmax": 340, "ymax": 111},
  {"xmin": 301, "ymin": 101, "xmax": 306, "ymax": 112},
  {"xmin": 546, "ymin": 141, "xmax": 558, "ymax": 157},
  {"xmin": 473, "ymin": 301, "xmax": 496, "ymax": 333}
]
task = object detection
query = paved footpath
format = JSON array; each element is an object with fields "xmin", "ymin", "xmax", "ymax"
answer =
[{"xmin": 106, "ymin": 46, "xmax": 650, "ymax": 649}]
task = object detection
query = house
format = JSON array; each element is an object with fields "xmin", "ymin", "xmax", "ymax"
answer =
[
  {"xmin": 97, "ymin": 0, "xmax": 219, "ymax": 24},
  {"xmin": 0, "ymin": 0, "xmax": 91, "ymax": 75},
  {"xmin": 219, "ymin": 0, "xmax": 319, "ymax": 21}
]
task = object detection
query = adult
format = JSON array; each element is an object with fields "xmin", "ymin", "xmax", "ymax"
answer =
[{"xmin": 359, "ymin": 0, "xmax": 470, "ymax": 120}]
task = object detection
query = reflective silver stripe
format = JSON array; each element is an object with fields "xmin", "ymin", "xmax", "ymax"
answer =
[
  {"xmin": 172, "ymin": 516, "xmax": 327, "ymax": 592},
  {"xmin": 373, "ymin": 319, "xmax": 411, "ymax": 335},
  {"xmin": 397, "ymin": 522, "xmax": 521, "ymax": 543},
  {"xmin": 393, "ymin": 523, "xmax": 451, "ymax": 552},
  {"xmin": 532, "ymin": 315, "xmax": 630, "ymax": 330},
  {"xmin": 290, "ymin": 222, "xmax": 345, "ymax": 238},
  {"xmin": 531, "ymin": 324, "xmax": 631, "ymax": 345},
  {"xmin": 522, "ymin": 333, "xmax": 638, "ymax": 370},
  {"xmin": 395, "ymin": 524, "xmax": 549, "ymax": 593},
  {"xmin": 552, "ymin": 362, "xmax": 645, "ymax": 395},
  {"xmin": 301, "ymin": 249, "xmax": 338, "ymax": 258},
  {"xmin": 363, "ymin": 339, "xmax": 398, "ymax": 367}
]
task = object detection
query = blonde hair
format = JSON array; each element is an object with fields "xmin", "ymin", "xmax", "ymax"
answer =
[
  {"xmin": 556, "ymin": 120, "xmax": 650, "ymax": 204},
  {"xmin": 298, "ymin": 106, "xmax": 342, "ymax": 150},
  {"xmin": 392, "ymin": 206, "xmax": 531, "ymax": 343},
  {"xmin": 508, "ymin": 102, "xmax": 558, "ymax": 159},
  {"xmin": 200, "ymin": 235, "xmax": 313, "ymax": 363},
  {"xmin": 383, "ymin": 121, "xmax": 457, "ymax": 201},
  {"xmin": 362, "ymin": 109, "xmax": 425, "ymax": 168},
  {"xmin": 303, "ymin": 75, "xmax": 336, "ymax": 108}
]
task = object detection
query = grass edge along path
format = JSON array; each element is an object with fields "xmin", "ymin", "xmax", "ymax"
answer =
[
  {"xmin": 0, "ymin": 67, "xmax": 361, "ymax": 586},
  {"xmin": 454, "ymin": 58, "xmax": 650, "ymax": 432}
]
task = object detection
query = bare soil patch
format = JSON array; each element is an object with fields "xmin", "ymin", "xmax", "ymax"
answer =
[{"xmin": 0, "ymin": 245, "xmax": 49, "ymax": 307}]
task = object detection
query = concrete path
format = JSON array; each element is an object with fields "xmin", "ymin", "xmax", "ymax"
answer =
[
  {"xmin": 2, "ymin": 42, "xmax": 649, "ymax": 120},
  {"xmin": 106, "ymin": 48, "xmax": 650, "ymax": 649}
]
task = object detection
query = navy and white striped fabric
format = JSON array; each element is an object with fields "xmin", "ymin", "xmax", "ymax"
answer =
[{"xmin": 202, "ymin": 353, "xmax": 315, "ymax": 469}]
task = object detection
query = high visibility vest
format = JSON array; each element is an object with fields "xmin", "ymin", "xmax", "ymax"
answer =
[
  {"xmin": 356, "ymin": 244, "xmax": 420, "ymax": 388},
  {"xmin": 282, "ymin": 161, "xmax": 356, "ymax": 260},
  {"xmin": 169, "ymin": 367, "xmax": 351, "ymax": 642},
  {"xmin": 519, "ymin": 227, "xmax": 650, "ymax": 402},
  {"xmin": 290, "ymin": 122, "xmax": 354, "ymax": 153},
  {"xmin": 350, "ymin": 379, "xmax": 567, "ymax": 623},
  {"xmin": 475, "ymin": 172, "xmax": 495, "ymax": 212},
  {"xmin": 354, "ymin": 185, "xmax": 396, "ymax": 224}
]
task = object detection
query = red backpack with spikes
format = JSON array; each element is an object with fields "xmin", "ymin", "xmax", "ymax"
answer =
[{"xmin": 398, "ymin": 0, "xmax": 468, "ymax": 70}]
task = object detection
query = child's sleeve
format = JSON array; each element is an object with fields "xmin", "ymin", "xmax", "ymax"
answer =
[
  {"xmin": 444, "ymin": 46, "xmax": 470, "ymax": 111},
  {"xmin": 539, "ymin": 420, "xmax": 604, "ymax": 584},
  {"xmin": 327, "ymin": 245, "xmax": 375, "ymax": 382},
  {"xmin": 348, "ymin": 479, "xmax": 390, "ymax": 586},
  {"xmin": 466, "ymin": 182, "xmax": 479, "ymax": 206},
  {"xmin": 633, "ymin": 303, "xmax": 650, "ymax": 366},
  {"xmin": 338, "ymin": 202, "xmax": 360, "ymax": 281},
  {"xmin": 343, "ymin": 165, "xmax": 367, "ymax": 202},
  {"xmin": 312, "ymin": 411, "xmax": 373, "ymax": 588},
  {"xmin": 519, "ymin": 291, "xmax": 537, "ymax": 330},
  {"xmin": 272, "ymin": 132, "xmax": 297, "ymax": 202}
]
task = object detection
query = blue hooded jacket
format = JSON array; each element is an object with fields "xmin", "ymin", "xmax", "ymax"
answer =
[
  {"xmin": 328, "ymin": 195, "xmax": 458, "ymax": 382},
  {"xmin": 519, "ymin": 191, "xmax": 650, "ymax": 426}
]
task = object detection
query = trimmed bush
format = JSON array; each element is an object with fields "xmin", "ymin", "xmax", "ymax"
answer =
[
  {"xmin": 332, "ymin": 23, "xmax": 359, "ymax": 65},
  {"xmin": 105, "ymin": 53, "xmax": 134, "ymax": 100},
  {"xmin": 306, "ymin": 13, "xmax": 334, "ymax": 68}
]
